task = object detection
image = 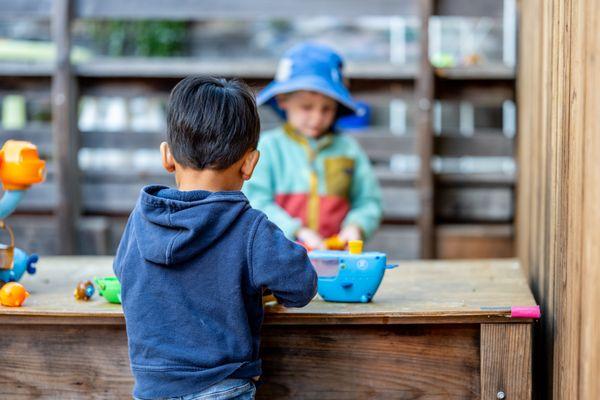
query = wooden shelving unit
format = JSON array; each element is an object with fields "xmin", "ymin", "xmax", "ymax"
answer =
[
  {"xmin": 0, "ymin": 62, "xmax": 55, "ymax": 77},
  {"xmin": 75, "ymin": 59, "xmax": 419, "ymax": 80},
  {"xmin": 0, "ymin": 0, "xmax": 516, "ymax": 258},
  {"xmin": 435, "ymin": 65, "xmax": 515, "ymax": 80}
]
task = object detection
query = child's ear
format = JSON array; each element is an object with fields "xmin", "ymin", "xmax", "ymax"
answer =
[
  {"xmin": 241, "ymin": 150, "xmax": 260, "ymax": 181},
  {"xmin": 160, "ymin": 142, "xmax": 176, "ymax": 173},
  {"xmin": 275, "ymin": 94, "xmax": 288, "ymax": 110}
]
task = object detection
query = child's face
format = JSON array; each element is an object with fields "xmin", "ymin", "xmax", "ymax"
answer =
[{"xmin": 277, "ymin": 91, "xmax": 338, "ymax": 138}]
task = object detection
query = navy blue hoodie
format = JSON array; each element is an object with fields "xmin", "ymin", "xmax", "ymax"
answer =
[{"xmin": 113, "ymin": 186, "xmax": 317, "ymax": 399}]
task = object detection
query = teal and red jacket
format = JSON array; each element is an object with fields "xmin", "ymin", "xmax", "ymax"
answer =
[{"xmin": 243, "ymin": 124, "xmax": 382, "ymax": 240}]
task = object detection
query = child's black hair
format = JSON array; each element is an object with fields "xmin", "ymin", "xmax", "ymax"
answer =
[{"xmin": 167, "ymin": 76, "xmax": 260, "ymax": 170}]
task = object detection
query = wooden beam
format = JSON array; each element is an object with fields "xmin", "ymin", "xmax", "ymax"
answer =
[
  {"xmin": 0, "ymin": 62, "xmax": 54, "ymax": 77},
  {"xmin": 51, "ymin": 0, "xmax": 80, "ymax": 254},
  {"xmin": 75, "ymin": 59, "xmax": 417, "ymax": 80},
  {"xmin": 415, "ymin": 0, "xmax": 435, "ymax": 258},
  {"xmin": 434, "ymin": 135, "xmax": 514, "ymax": 157},
  {"xmin": 74, "ymin": 0, "xmax": 419, "ymax": 19},
  {"xmin": 436, "ymin": 82, "xmax": 515, "ymax": 103},
  {"xmin": 0, "ymin": 0, "xmax": 52, "ymax": 19},
  {"xmin": 436, "ymin": 172, "xmax": 515, "ymax": 186},
  {"xmin": 480, "ymin": 324, "xmax": 532, "ymax": 399},
  {"xmin": 435, "ymin": 66, "xmax": 515, "ymax": 80},
  {"xmin": 580, "ymin": 1, "xmax": 600, "ymax": 397},
  {"xmin": 435, "ymin": 0, "xmax": 503, "ymax": 17}
]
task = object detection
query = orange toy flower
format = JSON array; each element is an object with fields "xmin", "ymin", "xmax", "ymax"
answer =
[{"xmin": 0, "ymin": 282, "xmax": 29, "ymax": 307}]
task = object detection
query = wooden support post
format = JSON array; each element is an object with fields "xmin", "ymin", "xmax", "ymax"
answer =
[
  {"xmin": 481, "ymin": 324, "xmax": 532, "ymax": 400},
  {"xmin": 51, "ymin": 0, "xmax": 80, "ymax": 254},
  {"xmin": 416, "ymin": 0, "xmax": 435, "ymax": 258}
]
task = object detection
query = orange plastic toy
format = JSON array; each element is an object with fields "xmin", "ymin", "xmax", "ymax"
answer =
[
  {"xmin": 0, "ymin": 282, "xmax": 29, "ymax": 307},
  {"xmin": 324, "ymin": 235, "xmax": 346, "ymax": 250},
  {"xmin": 0, "ymin": 140, "xmax": 46, "ymax": 191}
]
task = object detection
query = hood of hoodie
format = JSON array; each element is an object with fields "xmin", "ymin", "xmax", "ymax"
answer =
[{"xmin": 133, "ymin": 185, "xmax": 250, "ymax": 266}]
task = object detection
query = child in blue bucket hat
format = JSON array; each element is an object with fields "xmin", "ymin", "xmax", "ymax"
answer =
[{"xmin": 244, "ymin": 42, "xmax": 382, "ymax": 250}]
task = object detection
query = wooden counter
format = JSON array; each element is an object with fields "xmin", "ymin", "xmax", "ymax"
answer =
[{"xmin": 0, "ymin": 257, "xmax": 537, "ymax": 399}]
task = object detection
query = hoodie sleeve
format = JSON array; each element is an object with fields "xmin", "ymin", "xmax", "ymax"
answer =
[
  {"xmin": 113, "ymin": 215, "xmax": 135, "ymax": 281},
  {"xmin": 248, "ymin": 215, "xmax": 317, "ymax": 307}
]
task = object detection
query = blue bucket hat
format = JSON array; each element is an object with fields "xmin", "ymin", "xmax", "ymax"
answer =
[{"xmin": 257, "ymin": 42, "xmax": 360, "ymax": 118}]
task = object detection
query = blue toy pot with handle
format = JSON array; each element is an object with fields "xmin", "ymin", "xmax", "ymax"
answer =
[
  {"xmin": 0, "ymin": 247, "xmax": 38, "ymax": 284},
  {"xmin": 309, "ymin": 248, "xmax": 397, "ymax": 303}
]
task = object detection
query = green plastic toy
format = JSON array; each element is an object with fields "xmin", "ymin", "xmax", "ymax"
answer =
[
  {"xmin": 431, "ymin": 52, "xmax": 456, "ymax": 68},
  {"xmin": 94, "ymin": 276, "xmax": 122, "ymax": 304}
]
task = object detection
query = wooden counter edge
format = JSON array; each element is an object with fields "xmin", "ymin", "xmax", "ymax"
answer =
[{"xmin": 0, "ymin": 310, "xmax": 536, "ymax": 325}]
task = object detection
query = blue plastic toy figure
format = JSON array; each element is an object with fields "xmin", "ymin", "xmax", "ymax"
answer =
[
  {"xmin": 0, "ymin": 247, "xmax": 38, "ymax": 284},
  {"xmin": 0, "ymin": 140, "xmax": 46, "ymax": 284},
  {"xmin": 74, "ymin": 280, "xmax": 95, "ymax": 301},
  {"xmin": 309, "ymin": 240, "xmax": 397, "ymax": 303}
]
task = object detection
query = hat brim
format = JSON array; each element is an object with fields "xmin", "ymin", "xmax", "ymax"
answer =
[{"xmin": 257, "ymin": 75, "xmax": 359, "ymax": 119}]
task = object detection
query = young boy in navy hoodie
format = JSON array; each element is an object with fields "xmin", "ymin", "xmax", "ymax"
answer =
[{"xmin": 113, "ymin": 76, "xmax": 317, "ymax": 400}]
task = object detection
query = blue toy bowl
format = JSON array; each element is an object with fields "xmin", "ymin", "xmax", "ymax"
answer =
[{"xmin": 309, "ymin": 250, "xmax": 396, "ymax": 303}]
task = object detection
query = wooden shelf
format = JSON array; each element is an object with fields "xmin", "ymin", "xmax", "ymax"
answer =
[
  {"xmin": 375, "ymin": 167, "xmax": 418, "ymax": 184},
  {"xmin": 74, "ymin": 58, "xmax": 418, "ymax": 80},
  {"xmin": 0, "ymin": 62, "xmax": 54, "ymax": 77},
  {"xmin": 0, "ymin": 0, "xmax": 52, "ymax": 18},
  {"xmin": 73, "ymin": 0, "xmax": 420, "ymax": 19},
  {"xmin": 80, "ymin": 130, "xmax": 163, "ymax": 149},
  {"xmin": 437, "ymin": 223, "xmax": 513, "ymax": 236},
  {"xmin": 435, "ymin": 223, "xmax": 514, "ymax": 259},
  {"xmin": 81, "ymin": 169, "xmax": 169, "ymax": 184},
  {"xmin": 436, "ymin": 186, "xmax": 514, "ymax": 223},
  {"xmin": 434, "ymin": 134, "xmax": 514, "ymax": 157},
  {"xmin": 346, "ymin": 131, "xmax": 416, "ymax": 162},
  {"xmin": 435, "ymin": 65, "xmax": 515, "ymax": 80},
  {"xmin": 436, "ymin": 172, "xmax": 515, "ymax": 186}
]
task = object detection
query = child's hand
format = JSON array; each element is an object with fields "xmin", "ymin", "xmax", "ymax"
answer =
[
  {"xmin": 296, "ymin": 228, "xmax": 325, "ymax": 250},
  {"xmin": 338, "ymin": 225, "xmax": 363, "ymax": 243}
]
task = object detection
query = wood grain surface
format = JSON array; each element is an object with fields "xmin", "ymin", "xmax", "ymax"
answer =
[
  {"xmin": 518, "ymin": 0, "xmax": 600, "ymax": 398},
  {"xmin": 480, "ymin": 324, "xmax": 532, "ymax": 399},
  {"xmin": 0, "ymin": 257, "xmax": 537, "ymax": 325}
]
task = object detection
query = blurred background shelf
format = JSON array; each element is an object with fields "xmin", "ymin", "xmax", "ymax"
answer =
[
  {"xmin": 435, "ymin": 65, "xmax": 515, "ymax": 80},
  {"xmin": 435, "ymin": 172, "xmax": 515, "ymax": 185},
  {"xmin": 72, "ymin": 0, "xmax": 421, "ymax": 19},
  {"xmin": 0, "ymin": 0, "xmax": 517, "ymax": 259},
  {"xmin": 0, "ymin": 62, "xmax": 54, "ymax": 77},
  {"xmin": 75, "ymin": 59, "xmax": 419, "ymax": 80}
]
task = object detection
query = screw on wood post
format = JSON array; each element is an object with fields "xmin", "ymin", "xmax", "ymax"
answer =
[{"xmin": 497, "ymin": 390, "xmax": 506, "ymax": 399}]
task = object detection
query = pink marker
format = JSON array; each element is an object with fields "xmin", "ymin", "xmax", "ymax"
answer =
[
  {"xmin": 480, "ymin": 305, "xmax": 541, "ymax": 319},
  {"xmin": 511, "ymin": 306, "xmax": 541, "ymax": 318}
]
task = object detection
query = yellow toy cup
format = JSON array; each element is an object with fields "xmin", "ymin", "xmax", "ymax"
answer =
[{"xmin": 348, "ymin": 240, "xmax": 364, "ymax": 255}]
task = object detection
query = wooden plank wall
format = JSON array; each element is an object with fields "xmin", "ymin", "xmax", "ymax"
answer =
[{"xmin": 517, "ymin": 0, "xmax": 600, "ymax": 398}]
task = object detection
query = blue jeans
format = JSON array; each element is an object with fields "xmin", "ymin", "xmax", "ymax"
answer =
[{"xmin": 135, "ymin": 379, "xmax": 256, "ymax": 400}]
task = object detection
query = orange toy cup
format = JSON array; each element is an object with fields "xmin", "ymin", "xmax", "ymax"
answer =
[
  {"xmin": 0, "ymin": 282, "xmax": 29, "ymax": 307},
  {"xmin": 0, "ymin": 140, "xmax": 46, "ymax": 191}
]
